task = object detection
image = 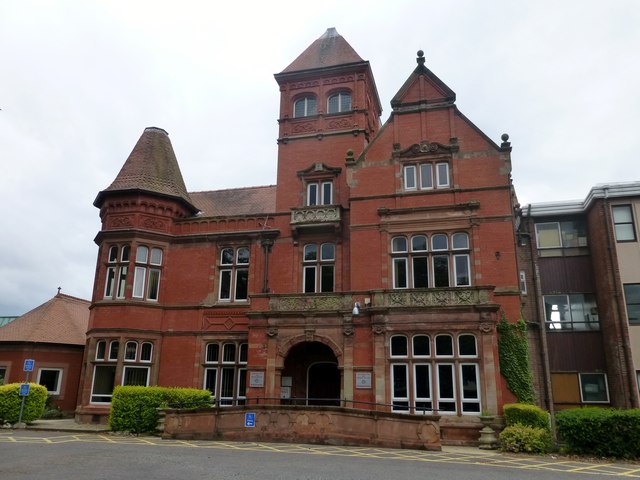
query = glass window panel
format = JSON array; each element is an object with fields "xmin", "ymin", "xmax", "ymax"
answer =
[
  {"xmin": 431, "ymin": 234, "xmax": 448, "ymax": 251},
  {"xmin": 133, "ymin": 266, "xmax": 146, "ymax": 298},
  {"xmin": 109, "ymin": 341, "xmax": 119, "ymax": 361},
  {"xmin": 219, "ymin": 270, "xmax": 232, "ymax": 300},
  {"xmin": 303, "ymin": 266, "xmax": 317, "ymax": 293},
  {"xmin": 458, "ymin": 335, "xmax": 477, "ymax": 356},
  {"xmin": 221, "ymin": 248, "xmax": 234, "ymax": 265},
  {"xmin": 91, "ymin": 365, "xmax": 116, "ymax": 403},
  {"xmin": 328, "ymin": 94, "xmax": 339, "ymax": 113},
  {"xmin": 222, "ymin": 343, "xmax": 236, "ymax": 363},
  {"xmin": 413, "ymin": 335, "xmax": 430, "ymax": 356},
  {"xmin": 404, "ymin": 165, "xmax": 417, "ymax": 190},
  {"xmin": 322, "ymin": 182, "xmax": 332, "ymax": 205},
  {"xmin": 121, "ymin": 245, "xmax": 130, "ymax": 262},
  {"xmin": 304, "ymin": 244, "xmax": 317, "ymax": 261},
  {"xmin": 122, "ymin": 366, "xmax": 149, "ymax": 386},
  {"xmin": 624, "ymin": 284, "xmax": 640, "ymax": 323},
  {"xmin": 321, "ymin": 243, "xmax": 335, "ymax": 261},
  {"xmin": 452, "ymin": 233, "xmax": 469, "ymax": 249},
  {"xmin": 392, "ymin": 237, "xmax": 408, "ymax": 252},
  {"xmin": 435, "ymin": 335, "xmax": 453, "ymax": 356},
  {"xmin": 454, "ymin": 255, "xmax": 470, "ymax": 286},
  {"xmin": 239, "ymin": 343, "xmax": 248, "ymax": 363},
  {"xmin": 124, "ymin": 341, "xmax": 137, "ymax": 361},
  {"xmin": 147, "ymin": 269, "xmax": 161, "ymax": 300},
  {"xmin": 206, "ymin": 344, "xmax": 219, "ymax": 363},
  {"xmin": 237, "ymin": 368, "xmax": 247, "ymax": 400},
  {"xmin": 415, "ymin": 364, "xmax": 432, "ymax": 413},
  {"xmin": 433, "ymin": 256, "xmax": 450, "ymax": 287},
  {"xmin": 108, "ymin": 246, "xmax": 118, "ymax": 262},
  {"xmin": 204, "ymin": 368, "xmax": 217, "ymax": 395},
  {"xmin": 307, "ymin": 183, "xmax": 318, "ymax": 206},
  {"xmin": 237, "ymin": 247, "xmax": 250, "ymax": 264},
  {"xmin": 38, "ymin": 369, "xmax": 61, "ymax": 394},
  {"xmin": 390, "ymin": 335, "xmax": 408, "ymax": 356},
  {"xmin": 320, "ymin": 265, "xmax": 334, "ymax": 292},
  {"xmin": 580, "ymin": 373, "xmax": 609, "ymax": 402},
  {"xmin": 412, "ymin": 257, "xmax": 429, "ymax": 288},
  {"xmin": 104, "ymin": 267, "xmax": 116, "ymax": 297},
  {"xmin": 544, "ymin": 295, "xmax": 570, "ymax": 329},
  {"xmin": 96, "ymin": 340, "xmax": 106, "ymax": 360},
  {"xmin": 436, "ymin": 163, "xmax": 449, "ymax": 187},
  {"xmin": 536, "ymin": 223, "xmax": 562, "ymax": 248},
  {"xmin": 220, "ymin": 367, "xmax": 235, "ymax": 404},
  {"xmin": 420, "ymin": 164, "xmax": 433, "ymax": 189},
  {"xmin": 136, "ymin": 246, "xmax": 148, "ymax": 264},
  {"xmin": 392, "ymin": 364, "xmax": 408, "ymax": 398},
  {"xmin": 411, "ymin": 235, "xmax": 427, "ymax": 252},
  {"xmin": 116, "ymin": 266, "xmax": 127, "ymax": 298},
  {"xmin": 235, "ymin": 269, "xmax": 248, "ymax": 300},
  {"xmin": 306, "ymin": 97, "xmax": 317, "ymax": 116},
  {"xmin": 393, "ymin": 258, "xmax": 408, "ymax": 288},
  {"xmin": 461, "ymin": 364, "xmax": 479, "ymax": 400},
  {"xmin": 140, "ymin": 342, "xmax": 153, "ymax": 362},
  {"xmin": 615, "ymin": 224, "xmax": 636, "ymax": 241},
  {"xmin": 150, "ymin": 248, "xmax": 163, "ymax": 265},
  {"xmin": 560, "ymin": 220, "xmax": 587, "ymax": 247},
  {"xmin": 437, "ymin": 364, "xmax": 456, "ymax": 411}
]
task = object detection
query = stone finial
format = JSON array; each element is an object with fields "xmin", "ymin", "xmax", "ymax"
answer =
[
  {"xmin": 417, "ymin": 50, "xmax": 425, "ymax": 66},
  {"xmin": 501, "ymin": 133, "xmax": 511, "ymax": 149}
]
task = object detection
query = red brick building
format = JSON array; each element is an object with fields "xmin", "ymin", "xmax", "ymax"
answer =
[
  {"xmin": 0, "ymin": 292, "xmax": 89, "ymax": 414},
  {"xmin": 76, "ymin": 29, "xmax": 521, "ymax": 440}
]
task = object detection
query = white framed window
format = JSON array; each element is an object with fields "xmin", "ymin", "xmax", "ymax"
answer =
[
  {"xmin": 307, "ymin": 181, "xmax": 333, "ymax": 206},
  {"xmin": 519, "ymin": 271, "xmax": 527, "ymax": 294},
  {"xmin": 91, "ymin": 365, "xmax": 116, "ymax": 403},
  {"xmin": 389, "ymin": 333, "xmax": 480, "ymax": 415},
  {"xmin": 218, "ymin": 247, "xmax": 250, "ymax": 302},
  {"xmin": 0, "ymin": 366, "xmax": 7, "ymax": 385},
  {"xmin": 37, "ymin": 368, "xmax": 63, "ymax": 395},
  {"xmin": 122, "ymin": 366, "xmax": 150, "ymax": 386},
  {"xmin": 104, "ymin": 244, "xmax": 130, "ymax": 299},
  {"xmin": 327, "ymin": 91, "xmax": 351, "ymax": 114},
  {"xmin": 303, "ymin": 243, "xmax": 335, "ymax": 293},
  {"xmin": 294, "ymin": 95, "xmax": 317, "ymax": 117},
  {"xmin": 124, "ymin": 341, "xmax": 138, "ymax": 362},
  {"xmin": 108, "ymin": 340, "xmax": 119, "ymax": 361},
  {"xmin": 579, "ymin": 373, "xmax": 609, "ymax": 403},
  {"xmin": 612, "ymin": 205, "xmax": 636, "ymax": 241},
  {"xmin": 203, "ymin": 341, "xmax": 248, "ymax": 406},
  {"xmin": 95, "ymin": 340, "xmax": 106, "ymax": 360},
  {"xmin": 403, "ymin": 162, "xmax": 451, "ymax": 191},
  {"xmin": 132, "ymin": 245, "xmax": 163, "ymax": 300}
]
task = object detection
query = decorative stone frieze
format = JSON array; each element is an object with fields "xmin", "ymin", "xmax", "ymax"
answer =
[
  {"xmin": 290, "ymin": 206, "xmax": 341, "ymax": 225},
  {"xmin": 381, "ymin": 287, "xmax": 491, "ymax": 308}
]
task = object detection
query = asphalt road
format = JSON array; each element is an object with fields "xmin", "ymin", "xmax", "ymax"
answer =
[{"xmin": 1, "ymin": 430, "xmax": 637, "ymax": 480}]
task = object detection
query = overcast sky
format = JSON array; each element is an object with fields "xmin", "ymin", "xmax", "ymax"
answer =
[{"xmin": 1, "ymin": 0, "xmax": 638, "ymax": 315}]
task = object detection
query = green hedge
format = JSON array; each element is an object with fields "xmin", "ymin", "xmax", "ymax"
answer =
[
  {"xmin": 503, "ymin": 403, "xmax": 550, "ymax": 431},
  {"xmin": 109, "ymin": 386, "xmax": 212, "ymax": 433},
  {"xmin": 556, "ymin": 408, "xmax": 640, "ymax": 459},
  {"xmin": 0, "ymin": 383, "xmax": 48, "ymax": 423},
  {"xmin": 500, "ymin": 424, "xmax": 552, "ymax": 454}
]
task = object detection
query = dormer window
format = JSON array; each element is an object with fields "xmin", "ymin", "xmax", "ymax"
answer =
[
  {"xmin": 307, "ymin": 181, "xmax": 333, "ymax": 206},
  {"xmin": 327, "ymin": 91, "xmax": 351, "ymax": 114},
  {"xmin": 294, "ymin": 95, "xmax": 317, "ymax": 117}
]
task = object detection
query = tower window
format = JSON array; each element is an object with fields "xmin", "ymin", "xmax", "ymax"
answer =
[
  {"xmin": 327, "ymin": 91, "xmax": 351, "ymax": 113},
  {"xmin": 294, "ymin": 95, "xmax": 317, "ymax": 117}
]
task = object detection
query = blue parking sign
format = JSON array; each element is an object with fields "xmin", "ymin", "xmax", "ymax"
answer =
[
  {"xmin": 19, "ymin": 384, "xmax": 30, "ymax": 396},
  {"xmin": 245, "ymin": 412, "xmax": 255, "ymax": 428},
  {"xmin": 23, "ymin": 359, "xmax": 35, "ymax": 372}
]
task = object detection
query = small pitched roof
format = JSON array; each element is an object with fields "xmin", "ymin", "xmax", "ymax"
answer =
[
  {"xmin": 280, "ymin": 28, "xmax": 365, "ymax": 73},
  {"xmin": 95, "ymin": 127, "xmax": 198, "ymax": 213},
  {"xmin": 189, "ymin": 185, "xmax": 276, "ymax": 217},
  {"xmin": 0, "ymin": 293, "xmax": 89, "ymax": 346},
  {"xmin": 391, "ymin": 50, "xmax": 456, "ymax": 108}
]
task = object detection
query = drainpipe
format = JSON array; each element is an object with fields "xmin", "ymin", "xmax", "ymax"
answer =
[{"xmin": 602, "ymin": 189, "xmax": 638, "ymax": 408}]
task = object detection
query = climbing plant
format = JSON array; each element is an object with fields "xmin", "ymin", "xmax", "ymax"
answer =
[{"xmin": 497, "ymin": 312, "xmax": 535, "ymax": 404}]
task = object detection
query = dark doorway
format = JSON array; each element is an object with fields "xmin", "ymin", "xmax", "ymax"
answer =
[{"xmin": 282, "ymin": 341, "xmax": 340, "ymax": 406}]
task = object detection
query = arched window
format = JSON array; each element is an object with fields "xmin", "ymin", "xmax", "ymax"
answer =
[
  {"xmin": 327, "ymin": 91, "xmax": 351, "ymax": 113},
  {"xmin": 294, "ymin": 95, "xmax": 317, "ymax": 117}
]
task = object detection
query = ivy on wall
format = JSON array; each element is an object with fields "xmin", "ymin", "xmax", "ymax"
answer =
[{"xmin": 497, "ymin": 313, "xmax": 535, "ymax": 404}]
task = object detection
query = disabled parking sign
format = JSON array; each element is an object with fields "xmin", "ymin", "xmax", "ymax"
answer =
[
  {"xmin": 245, "ymin": 412, "xmax": 255, "ymax": 428},
  {"xmin": 19, "ymin": 384, "xmax": 30, "ymax": 396}
]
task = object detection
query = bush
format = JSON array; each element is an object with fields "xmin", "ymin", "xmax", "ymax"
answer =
[
  {"xmin": 0, "ymin": 383, "xmax": 48, "ymax": 423},
  {"xmin": 500, "ymin": 424, "xmax": 552, "ymax": 454},
  {"xmin": 109, "ymin": 386, "xmax": 211, "ymax": 433},
  {"xmin": 556, "ymin": 408, "xmax": 640, "ymax": 459},
  {"xmin": 503, "ymin": 403, "xmax": 550, "ymax": 431}
]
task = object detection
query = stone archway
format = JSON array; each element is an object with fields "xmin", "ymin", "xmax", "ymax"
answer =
[{"xmin": 282, "ymin": 341, "xmax": 340, "ymax": 406}]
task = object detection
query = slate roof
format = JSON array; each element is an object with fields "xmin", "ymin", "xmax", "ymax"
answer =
[
  {"xmin": 189, "ymin": 185, "xmax": 276, "ymax": 217},
  {"xmin": 95, "ymin": 127, "xmax": 198, "ymax": 213},
  {"xmin": 0, "ymin": 293, "xmax": 89, "ymax": 346},
  {"xmin": 281, "ymin": 28, "xmax": 365, "ymax": 73}
]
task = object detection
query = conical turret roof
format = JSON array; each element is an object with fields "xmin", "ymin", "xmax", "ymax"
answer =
[
  {"xmin": 94, "ymin": 127, "xmax": 197, "ymax": 213},
  {"xmin": 280, "ymin": 27, "xmax": 365, "ymax": 73}
]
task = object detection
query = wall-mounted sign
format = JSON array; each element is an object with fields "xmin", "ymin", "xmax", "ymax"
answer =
[
  {"xmin": 280, "ymin": 386, "xmax": 291, "ymax": 399},
  {"xmin": 245, "ymin": 412, "xmax": 255, "ymax": 428},
  {"xmin": 249, "ymin": 371, "xmax": 264, "ymax": 388},
  {"xmin": 356, "ymin": 372, "xmax": 372, "ymax": 389}
]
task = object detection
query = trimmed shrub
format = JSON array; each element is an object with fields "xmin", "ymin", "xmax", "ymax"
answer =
[
  {"xmin": 0, "ymin": 383, "xmax": 48, "ymax": 423},
  {"xmin": 556, "ymin": 408, "xmax": 640, "ymax": 459},
  {"xmin": 503, "ymin": 403, "xmax": 550, "ymax": 431},
  {"xmin": 500, "ymin": 424, "xmax": 552, "ymax": 454},
  {"xmin": 109, "ymin": 386, "xmax": 211, "ymax": 433}
]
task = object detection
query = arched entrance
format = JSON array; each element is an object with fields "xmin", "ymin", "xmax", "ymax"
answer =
[{"xmin": 282, "ymin": 341, "xmax": 340, "ymax": 406}]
